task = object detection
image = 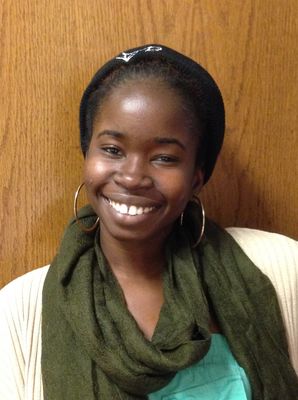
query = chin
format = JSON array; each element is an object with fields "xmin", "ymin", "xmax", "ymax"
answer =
[{"xmin": 99, "ymin": 216, "xmax": 174, "ymax": 246}]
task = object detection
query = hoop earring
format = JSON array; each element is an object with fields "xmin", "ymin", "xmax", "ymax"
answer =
[
  {"xmin": 191, "ymin": 195, "xmax": 205, "ymax": 248},
  {"xmin": 180, "ymin": 196, "xmax": 205, "ymax": 247},
  {"xmin": 180, "ymin": 211, "xmax": 184, "ymax": 226},
  {"xmin": 73, "ymin": 182, "xmax": 100, "ymax": 232}
]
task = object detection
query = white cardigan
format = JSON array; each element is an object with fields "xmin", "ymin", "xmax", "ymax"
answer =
[{"xmin": 0, "ymin": 228, "xmax": 297, "ymax": 400}]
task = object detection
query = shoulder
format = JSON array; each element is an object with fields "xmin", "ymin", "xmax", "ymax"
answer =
[
  {"xmin": 0, "ymin": 266, "xmax": 49, "ymax": 325},
  {"xmin": 0, "ymin": 266, "xmax": 49, "ymax": 400},
  {"xmin": 226, "ymin": 227, "xmax": 298, "ymax": 373},
  {"xmin": 226, "ymin": 227, "xmax": 297, "ymax": 259},
  {"xmin": 0, "ymin": 265, "xmax": 49, "ymax": 320},
  {"xmin": 0, "ymin": 265, "xmax": 49, "ymax": 352},
  {"xmin": 1, "ymin": 265, "xmax": 49, "ymax": 297},
  {"xmin": 226, "ymin": 227, "xmax": 298, "ymax": 284}
]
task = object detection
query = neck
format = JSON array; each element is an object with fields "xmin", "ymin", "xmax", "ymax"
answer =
[{"xmin": 100, "ymin": 229, "xmax": 168, "ymax": 280}]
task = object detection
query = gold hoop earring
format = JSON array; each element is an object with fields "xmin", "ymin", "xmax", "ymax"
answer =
[
  {"xmin": 73, "ymin": 182, "xmax": 100, "ymax": 232},
  {"xmin": 180, "ymin": 211, "xmax": 184, "ymax": 226},
  {"xmin": 191, "ymin": 195, "xmax": 205, "ymax": 248},
  {"xmin": 180, "ymin": 196, "xmax": 205, "ymax": 247}
]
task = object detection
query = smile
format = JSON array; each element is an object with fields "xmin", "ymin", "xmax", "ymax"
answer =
[{"xmin": 107, "ymin": 198, "xmax": 156, "ymax": 216}]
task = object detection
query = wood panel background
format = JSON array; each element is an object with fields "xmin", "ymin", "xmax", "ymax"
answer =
[{"xmin": 1, "ymin": 0, "xmax": 297, "ymax": 288}]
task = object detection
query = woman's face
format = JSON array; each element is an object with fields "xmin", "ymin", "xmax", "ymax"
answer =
[{"xmin": 84, "ymin": 80, "xmax": 203, "ymax": 244}]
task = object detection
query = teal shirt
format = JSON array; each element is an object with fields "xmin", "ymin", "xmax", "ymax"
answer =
[{"xmin": 149, "ymin": 334, "xmax": 252, "ymax": 400}]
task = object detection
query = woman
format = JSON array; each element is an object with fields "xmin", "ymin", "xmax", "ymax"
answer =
[{"xmin": 0, "ymin": 44, "xmax": 297, "ymax": 399}]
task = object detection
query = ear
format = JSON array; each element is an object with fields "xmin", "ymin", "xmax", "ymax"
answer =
[{"xmin": 192, "ymin": 168, "xmax": 204, "ymax": 194}]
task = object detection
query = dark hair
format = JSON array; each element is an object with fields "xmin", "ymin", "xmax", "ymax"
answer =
[
  {"xmin": 79, "ymin": 44, "xmax": 225, "ymax": 184},
  {"xmin": 85, "ymin": 59, "xmax": 208, "ymax": 167}
]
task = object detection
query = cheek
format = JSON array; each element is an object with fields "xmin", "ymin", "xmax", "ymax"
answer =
[
  {"xmin": 157, "ymin": 170, "xmax": 195, "ymax": 204},
  {"xmin": 83, "ymin": 159, "xmax": 107, "ymax": 200},
  {"xmin": 84, "ymin": 158, "xmax": 107, "ymax": 183},
  {"xmin": 83, "ymin": 160, "xmax": 95, "ymax": 188}
]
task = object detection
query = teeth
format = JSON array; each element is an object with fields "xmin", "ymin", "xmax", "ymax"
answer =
[
  {"xmin": 119, "ymin": 204, "xmax": 128, "ymax": 214},
  {"xmin": 108, "ymin": 199, "xmax": 155, "ymax": 216},
  {"xmin": 128, "ymin": 205, "xmax": 137, "ymax": 216}
]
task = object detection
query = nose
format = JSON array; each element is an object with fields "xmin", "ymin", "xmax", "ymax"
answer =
[{"xmin": 113, "ymin": 156, "xmax": 153, "ymax": 190}]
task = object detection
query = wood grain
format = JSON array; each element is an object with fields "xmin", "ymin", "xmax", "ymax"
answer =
[{"xmin": 0, "ymin": 0, "xmax": 297, "ymax": 287}]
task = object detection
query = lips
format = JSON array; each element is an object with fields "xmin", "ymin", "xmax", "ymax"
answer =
[
  {"xmin": 103, "ymin": 194, "xmax": 161, "ymax": 216},
  {"xmin": 108, "ymin": 200, "xmax": 155, "ymax": 216}
]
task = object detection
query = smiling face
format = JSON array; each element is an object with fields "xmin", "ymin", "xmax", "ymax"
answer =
[{"xmin": 84, "ymin": 79, "xmax": 203, "ymax": 245}]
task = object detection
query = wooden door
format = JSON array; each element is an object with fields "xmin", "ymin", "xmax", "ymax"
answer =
[{"xmin": 1, "ymin": 0, "xmax": 297, "ymax": 287}]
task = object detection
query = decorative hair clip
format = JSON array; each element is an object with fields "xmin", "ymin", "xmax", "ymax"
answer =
[{"xmin": 115, "ymin": 45, "xmax": 163, "ymax": 62}]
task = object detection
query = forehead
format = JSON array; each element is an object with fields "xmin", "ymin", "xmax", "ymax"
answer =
[
  {"xmin": 94, "ymin": 79, "xmax": 194, "ymax": 130},
  {"xmin": 91, "ymin": 80, "xmax": 200, "ymax": 151}
]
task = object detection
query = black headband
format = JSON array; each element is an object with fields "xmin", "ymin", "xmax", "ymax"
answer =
[{"xmin": 79, "ymin": 44, "xmax": 225, "ymax": 184}]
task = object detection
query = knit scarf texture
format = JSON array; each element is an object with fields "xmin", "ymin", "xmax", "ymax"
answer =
[{"xmin": 42, "ymin": 204, "xmax": 298, "ymax": 399}]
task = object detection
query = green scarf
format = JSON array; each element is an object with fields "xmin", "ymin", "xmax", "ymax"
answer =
[{"xmin": 42, "ymin": 204, "xmax": 298, "ymax": 399}]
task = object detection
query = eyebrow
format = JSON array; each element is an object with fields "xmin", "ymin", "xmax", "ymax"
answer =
[
  {"xmin": 95, "ymin": 130, "xmax": 186, "ymax": 151},
  {"xmin": 154, "ymin": 137, "xmax": 186, "ymax": 151},
  {"xmin": 95, "ymin": 130, "xmax": 124, "ymax": 139}
]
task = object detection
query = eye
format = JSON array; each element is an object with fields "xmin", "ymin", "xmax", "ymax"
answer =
[
  {"xmin": 101, "ymin": 146, "xmax": 123, "ymax": 157},
  {"xmin": 152, "ymin": 155, "xmax": 179, "ymax": 164}
]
